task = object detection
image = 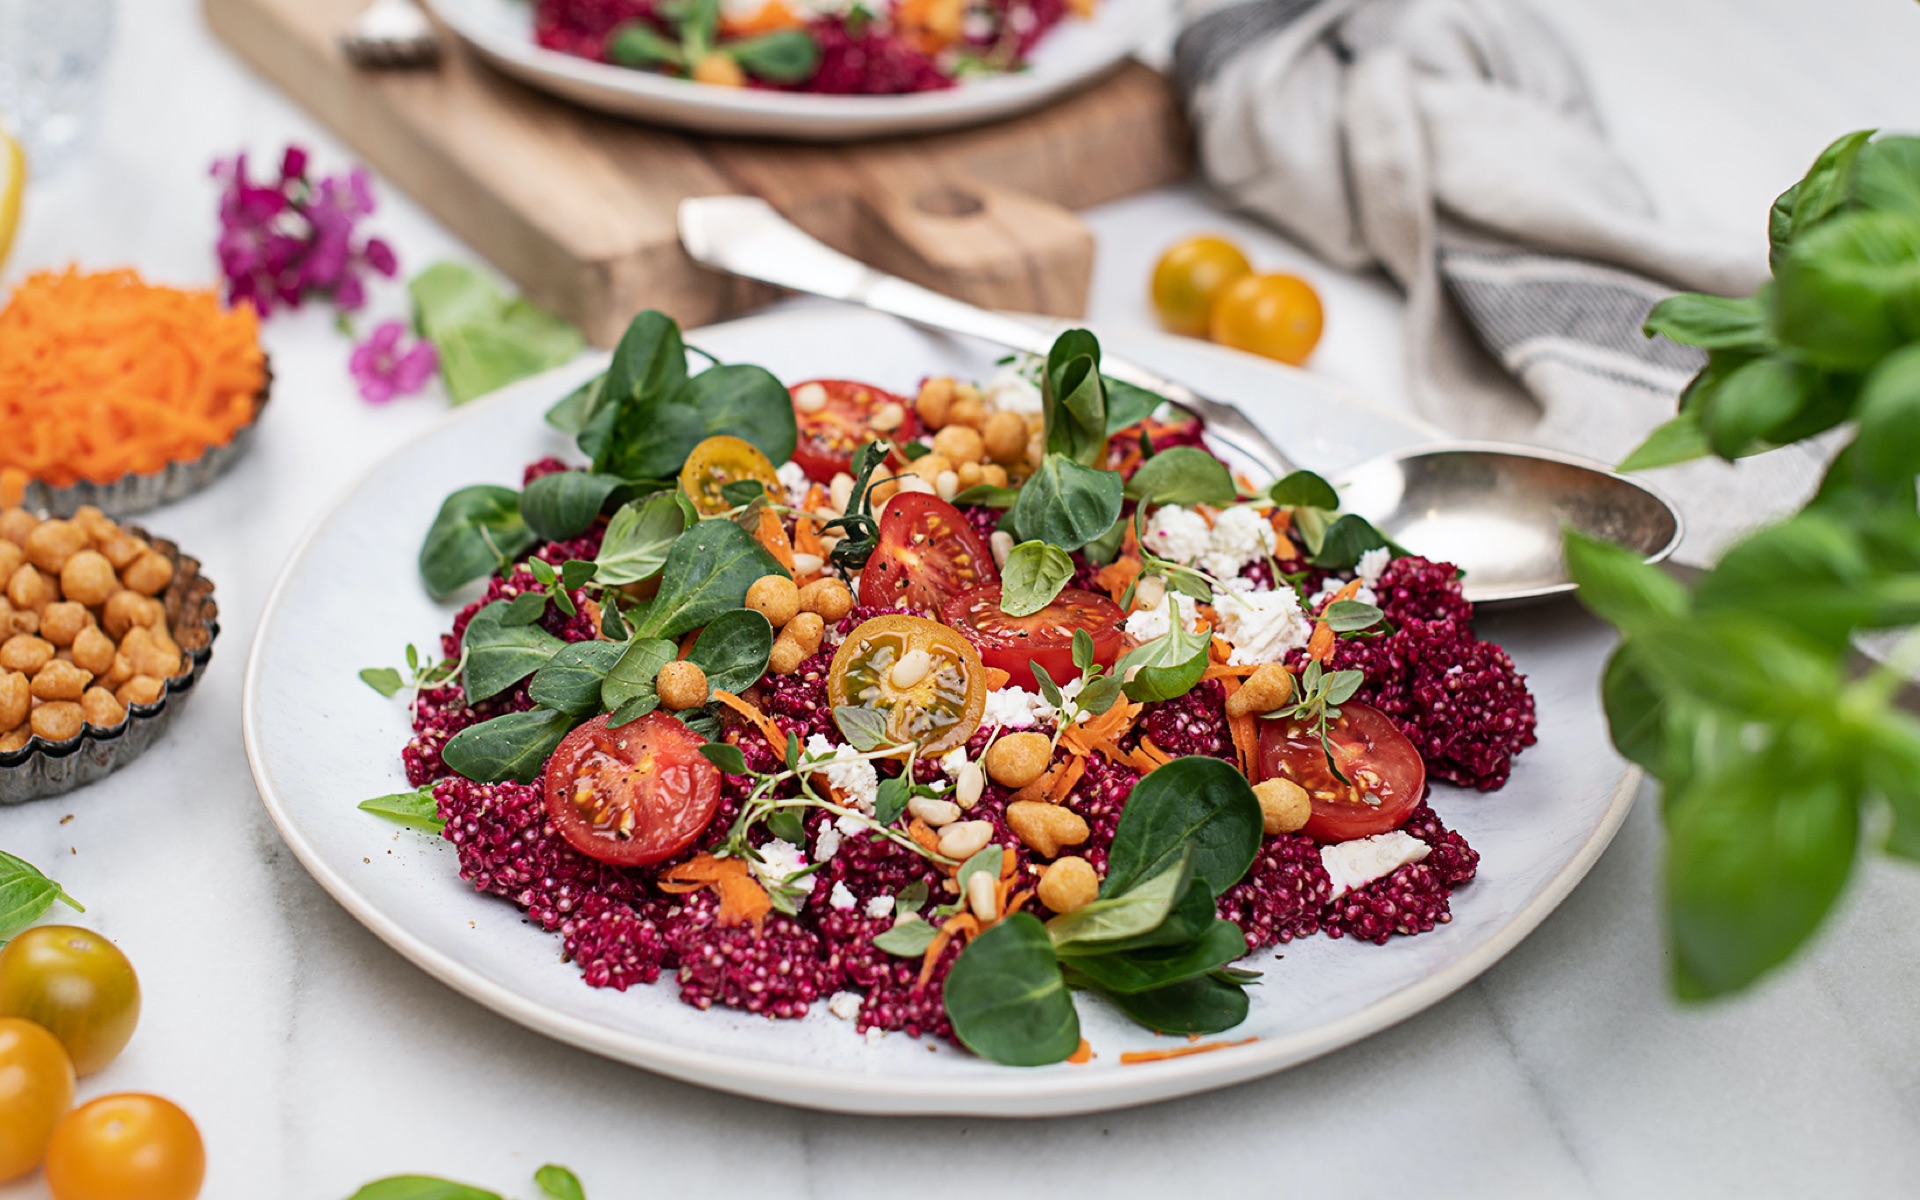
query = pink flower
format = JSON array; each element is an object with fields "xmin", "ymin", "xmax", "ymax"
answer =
[
  {"xmin": 350, "ymin": 320, "xmax": 439, "ymax": 404},
  {"xmin": 212, "ymin": 145, "xmax": 401, "ymax": 318}
]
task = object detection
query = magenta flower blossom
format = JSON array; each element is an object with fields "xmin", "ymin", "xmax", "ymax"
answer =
[
  {"xmin": 212, "ymin": 146, "xmax": 400, "ymax": 317},
  {"xmin": 350, "ymin": 320, "xmax": 439, "ymax": 404}
]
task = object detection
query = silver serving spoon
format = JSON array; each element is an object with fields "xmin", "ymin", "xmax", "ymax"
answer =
[{"xmin": 677, "ymin": 197, "xmax": 1682, "ymax": 606}]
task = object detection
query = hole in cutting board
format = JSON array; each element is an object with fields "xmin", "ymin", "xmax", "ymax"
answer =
[{"xmin": 914, "ymin": 187, "xmax": 986, "ymax": 217}]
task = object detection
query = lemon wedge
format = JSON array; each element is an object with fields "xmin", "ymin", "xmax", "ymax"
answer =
[{"xmin": 0, "ymin": 124, "xmax": 23, "ymax": 274}]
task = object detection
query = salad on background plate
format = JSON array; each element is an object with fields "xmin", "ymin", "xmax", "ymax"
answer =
[{"xmin": 358, "ymin": 312, "xmax": 1539, "ymax": 1067}]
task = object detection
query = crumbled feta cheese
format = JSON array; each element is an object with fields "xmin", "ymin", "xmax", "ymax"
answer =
[
  {"xmin": 1198, "ymin": 505, "xmax": 1277, "ymax": 579},
  {"xmin": 1211, "ymin": 585, "xmax": 1312, "ymax": 665},
  {"xmin": 1033, "ymin": 674, "xmax": 1086, "ymax": 724},
  {"xmin": 1320, "ymin": 831, "xmax": 1431, "ymax": 900},
  {"xmin": 804, "ymin": 733, "xmax": 879, "ymax": 813},
  {"xmin": 939, "ymin": 746, "xmax": 970, "ymax": 781},
  {"xmin": 752, "ymin": 838, "xmax": 815, "ymax": 896},
  {"xmin": 865, "ymin": 893, "xmax": 895, "ymax": 919},
  {"xmin": 829, "ymin": 880, "xmax": 857, "ymax": 910},
  {"xmin": 776, "ymin": 460, "xmax": 812, "ymax": 508},
  {"xmin": 1123, "ymin": 592, "xmax": 1203, "ymax": 643},
  {"xmin": 814, "ymin": 825, "xmax": 843, "ymax": 861},
  {"xmin": 981, "ymin": 686, "xmax": 1045, "ymax": 730},
  {"xmin": 827, "ymin": 991, "xmax": 863, "ymax": 1020},
  {"xmin": 866, "ymin": 1026, "xmax": 886, "ymax": 1044},
  {"xmin": 835, "ymin": 812, "xmax": 867, "ymax": 837},
  {"xmin": 1357, "ymin": 547, "xmax": 1391, "ymax": 586},
  {"xmin": 1144, "ymin": 505, "xmax": 1212, "ymax": 564},
  {"xmin": 982, "ymin": 364, "xmax": 1042, "ymax": 414}
]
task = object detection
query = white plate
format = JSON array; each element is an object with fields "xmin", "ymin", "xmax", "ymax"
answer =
[
  {"xmin": 242, "ymin": 307, "xmax": 1636, "ymax": 1116},
  {"xmin": 424, "ymin": 0, "xmax": 1159, "ymax": 140}
]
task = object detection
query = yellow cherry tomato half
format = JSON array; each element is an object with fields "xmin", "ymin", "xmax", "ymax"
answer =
[
  {"xmin": 0, "ymin": 926, "xmax": 140, "ymax": 1077},
  {"xmin": 678, "ymin": 435, "xmax": 782, "ymax": 516},
  {"xmin": 1151, "ymin": 236, "xmax": 1253, "ymax": 337},
  {"xmin": 827, "ymin": 614, "xmax": 987, "ymax": 756},
  {"xmin": 45, "ymin": 1093, "xmax": 204, "ymax": 1200},
  {"xmin": 1208, "ymin": 272, "xmax": 1325, "ymax": 366},
  {"xmin": 0, "ymin": 1018, "xmax": 75, "ymax": 1183}
]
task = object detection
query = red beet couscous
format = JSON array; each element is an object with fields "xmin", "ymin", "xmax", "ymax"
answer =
[{"xmin": 371, "ymin": 315, "xmax": 1536, "ymax": 1066}]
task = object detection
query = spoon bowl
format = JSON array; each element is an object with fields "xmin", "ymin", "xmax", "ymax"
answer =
[{"xmin": 1337, "ymin": 442, "xmax": 1681, "ymax": 606}]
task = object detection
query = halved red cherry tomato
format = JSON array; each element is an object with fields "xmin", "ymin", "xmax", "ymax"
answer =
[
  {"xmin": 1257, "ymin": 700, "xmax": 1425, "ymax": 842},
  {"xmin": 942, "ymin": 585, "xmax": 1123, "ymax": 692},
  {"xmin": 827, "ymin": 615, "xmax": 986, "ymax": 755},
  {"xmin": 858, "ymin": 493, "xmax": 998, "ymax": 616},
  {"xmin": 680, "ymin": 434, "xmax": 782, "ymax": 516},
  {"xmin": 789, "ymin": 379, "xmax": 920, "ymax": 482},
  {"xmin": 542, "ymin": 711, "xmax": 722, "ymax": 866}
]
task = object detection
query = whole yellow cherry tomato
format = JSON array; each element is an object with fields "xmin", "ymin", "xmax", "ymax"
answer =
[
  {"xmin": 1151, "ymin": 236, "xmax": 1253, "ymax": 337},
  {"xmin": 1208, "ymin": 272, "xmax": 1325, "ymax": 366},
  {"xmin": 0, "ymin": 926, "xmax": 141, "ymax": 1076},
  {"xmin": 0, "ymin": 1017, "xmax": 75, "ymax": 1183},
  {"xmin": 45, "ymin": 1093, "xmax": 205, "ymax": 1200}
]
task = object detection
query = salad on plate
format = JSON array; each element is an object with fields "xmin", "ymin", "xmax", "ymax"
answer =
[{"xmin": 362, "ymin": 312, "xmax": 1537, "ymax": 1066}]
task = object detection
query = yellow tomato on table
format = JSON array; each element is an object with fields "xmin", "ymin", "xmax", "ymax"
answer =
[
  {"xmin": 1150, "ymin": 236, "xmax": 1253, "ymax": 337},
  {"xmin": 0, "ymin": 1018, "xmax": 75, "ymax": 1182},
  {"xmin": 45, "ymin": 1093, "xmax": 205, "ymax": 1200},
  {"xmin": 0, "ymin": 926, "xmax": 141, "ymax": 1076},
  {"xmin": 1209, "ymin": 273, "xmax": 1325, "ymax": 366}
]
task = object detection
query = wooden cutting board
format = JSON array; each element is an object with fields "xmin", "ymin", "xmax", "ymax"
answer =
[{"xmin": 203, "ymin": 0, "xmax": 1192, "ymax": 346}]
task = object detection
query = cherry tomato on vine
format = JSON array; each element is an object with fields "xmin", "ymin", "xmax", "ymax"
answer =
[
  {"xmin": 542, "ymin": 711, "xmax": 723, "ymax": 866},
  {"xmin": 1209, "ymin": 273, "xmax": 1324, "ymax": 366},
  {"xmin": 44, "ymin": 1093, "xmax": 204, "ymax": 1200},
  {"xmin": 0, "ymin": 926, "xmax": 140, "ymax": 1076},
  {"xmin": 942, "ymin": 585, "xmax": 1124, "ymax": 692},
  {"xmin": 0, "ymin": 1018, "xmax": 74, "ymax": 1183},
  {"xmin": 1257, "ymin": 700, "xmax": 1425, "ymax": 842},
  {"xmin": 679, "ymin": 434, "xmax": 783, "ymax": 516},
  {"xmin": 857, "ymin": 493, "xmax": 998, "ymax": 616},
  {"xmin": 827, "ymin": 614, "xmax": 987, "ymax": 755},
  {"xmin": 1151, "ymin": 235, "xmax": 1253, "ymax": 337},
  {"xmin": 789, "ymin": 379, "xmax": 919, "ymax": 483}
]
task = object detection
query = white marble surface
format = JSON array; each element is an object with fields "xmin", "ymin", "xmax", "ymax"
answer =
[{"xmin": 2, "ymin": 0, "xmax": 1920, "ymax": 1196}]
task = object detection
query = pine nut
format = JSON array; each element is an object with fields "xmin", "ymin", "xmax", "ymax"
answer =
[
  {"xmin": 990, "ymin": 531, "xmax": 1015, "ymax": 569},
  {"xmin": 908, "ymin": 796, "xmax": 961, "ymax": 827},
  {"xmin": 1134, "ymin": 574, "xmax": 1166, "ymax": 609},
  {"xmin": 955, "ymin": 761, "xmax": 984, "ymax": 809},
  {"xmin": 791, "ymin": 552, "xmax": 824, "ymax": 576},
  {"xmin": 966, "ymin": 869, "xmax": 1000, "ymax": 921},
  {"xmin": 896, "ymin": 475, "xmax": 934, "ymax": 496},
  {"xmin": 936, "ymin": 820, "xmax": 993, "ymax": 860},
  {"xmin": 795, "ymin": 382, "xmax": 828, "ymax": 412},
  {"xmin": 890, "ymin": 647, "xmax": 933, "ymax": 689},
  {"xmin": 870, "ymin": 401, "xmax": 905, "ymax": 431},
  {"xmin": 829, "ymin": 472, "xmax": 856, "ymax": 512},
  {"xmin": 935, "ymin": 469, "xmax": 960, "ymax": 501}
]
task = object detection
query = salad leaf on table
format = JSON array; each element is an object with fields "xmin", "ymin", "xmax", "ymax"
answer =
[
  {"xmin": 0, "ymin": 851, "xmax": 84, "ymax": 941},
  {"xmin": 408, "ymin": 261, "xmax": 584, "ymax": 405}
]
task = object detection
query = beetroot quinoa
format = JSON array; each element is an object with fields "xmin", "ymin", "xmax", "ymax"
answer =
[{"xmin": 401, "ymin": 468, "xmax": 1528, "ymax": 1043}]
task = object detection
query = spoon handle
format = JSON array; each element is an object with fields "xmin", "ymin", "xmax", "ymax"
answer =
[{"xmin": 677, "ymin": 197, "xmax": 1297, "ymax": 478}]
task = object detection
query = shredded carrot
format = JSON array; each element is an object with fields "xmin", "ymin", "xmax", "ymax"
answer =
[
  {"xmin": 1209, "ymin": 635, "xmax": 1236, "ymax": 665},
  {"xmin": 1092, "ymin": 556, "xmax": 1143, "ymax": 608},
  {"xmin": 917, "ymin": 913, "xmax": 979, "ymax": 990},
  {"xmin": 908, "ymin": 817, "xmax": 941, "ymax": 857},
  {"xmin": 711, "ymin": 689, "xmax": 787, "ymax": 757},
  {"xmin": 1119, "ymin": 1037, "xmax": 1258, "ymax": 1064},
  {"xmin": 678, "ymin": 632, "xmax": 699, "ymax": 659},
  {"xmin": 1202, "ymin": 661, "xmax": 1263, "ymax": 680},
  {"xmin": 983, "ymin": 667, "xmax": 1012, "ymax": 691},
  {"xmin": 1047, "ymin": 755, "xmax": 1086, "ymax": 803},
  {"xmin": 1227, "ymin": 701, "xmax": 1261, "ymax": 778},
  {"xmin": 755, "ymin": 507, "xmax": 796, "ymax": 572},
  {"xmin": 1061, "ymin": 698, "xmax": 1141, "ymax": 756},
  {"xmin": 0, "ymin": 268, "xmax": 266, "ymax": 490},
  {"xmin": 1327, "ymin": 578, "xmax": 1364, "ymax": 609},
  {"xmin": 1007, "ymin": 761, "xmax": 1066, "ymax": 805},
  {"xmin": 719, "ymin": 0, "xmax": 804, "ymax": 33},
  {"xmin": 1307, "ymin": 621, "xmax": 1336, "ymax": 663},
  {"xmin": 1067, "ymin": 1039, "xmax": 1094, "ymax": 1064},
  {"xmin": 658, "ymin": 853, "xmax": 772, "ymax": 927},
  {"xmin": 791, "ymin": 514, "xmax": 827, "ymax": 564},
  {"xmin": 1136, "ymin": 736, "xmax": 1176, "ymax": 770},
  {"xmin": 1268, "ymin": 508, "xmax": 1294, "ymax": 539}
]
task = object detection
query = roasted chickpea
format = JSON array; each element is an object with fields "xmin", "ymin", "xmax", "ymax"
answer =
[
  {"xmin": 0, "ymin": 605, "xmax": 34, "ymax": 637},
  {"xmin": 956, "ymin": 461, "xmax": 984, "ymax": 489},
  {"xmin": 0, "ymin": 635, "xmax": 53, "ymax": 675},
  {"xmin": 81, "ymin": 686, "xmax": 127, "ymax": 729},
  {"xmin": 904, "ymin": 452, "xmax": 953, "ymax": 484},
  {"xmin": 768, "ymin": 634, "xmax": 807, "ymax": 676},
  {"xmin": 22, "ymin": 520, "xmax": 88, "ymax": 574},
  {"xmin": 119, "ymin": 627, "xmax": 181, "ymax": 680},
  {"xmin": 121, "ymin": 550, "xmax": 174, "ymax": 596},
  {"xmin": 0, "ymin": 726, "xmax": 28, "ymax": 753},
  {"xmin": 796, "ymin": 578, "xmax": 853, "ymax": 623},
  {"xmin": 102, "ymin": 591, "xmax": 158, "ymax": 641},
  {"xmin": 0, "ymin": 671, "xmax": 26, "ymax": 730},
  {"xmin": 947, "ymin": 394, "xmax": 987, "ymax": 430},
  {"xmin": 30, "ymin": 702, "xmax": 84, "ymax": 742},
  {"xmin": 1253, "ymin": 778, "xmax": 1312, "ymax": 835},
  {"xmin": 30, "ymin": 660, "xmax": 92, "ymax": 702},
  {"xmin": 115, "ymin": 676, "xmax": 165, "ymax": 707},
  {"xmin": 786, "ymin": 611, "xmax": 825, "ymax": 655},
  {"xmin": 931, "ymin": 425, "xmax": 987, "ymax": 465},
  {"xmin": 37, "ymin": 602, "xmax": 91, "ymax": 649},
  {"xmin": 71, "ymin": 505, "xmax": 115, "ymax": 544},
  {"xmin": 58, "ymin": 550, "xmax": 117, "ymax": 608},
  {"xmin": 1225, "ymin": 663, "xmax": 1295, "ymax": 718},
  {"xmin": 982, "ymin": 411, "xmax": 1028, "ymax": 464},
  {"xmin": 915, "ymin": 377, "xmax": 955, "ymax": 430},
  {"xmin": 1038, "ymin": 857, "xmax": 1100, "ymax": 914},
  {"xmin": 102, "ymin": 653, "xmax": 133, "ymax": 689},
  {"xmin": 655, "ymin": 660, "xmax": 709, "ymax": 711},
  {"xmin": 0, "ymin": 541, "xmax": 21, "ymax": 583},
  {"xmin": 984, "ymin": 732, "xmax": 1052, "ymax": 789},
  {"xmin": 744, "ymin": 575, "xmax": 800, "ymax": 628},
  {"xmin": 979, "ymin": 464, "xmax": 1009, "ymax": 489},
  {"xmin": 6, "ymin": 564, "xmax": 50, "ymax": 612},
  {"xmin": 0, "ymin": 509, "xmax": 35, "ymax": 546},
  {"xmin": 69, "ymin": 626, "xmax": 116, "ymax": 678},
  {"xmin": 97, "ymin": 532, "xmax": 145, "ymax": 571}
]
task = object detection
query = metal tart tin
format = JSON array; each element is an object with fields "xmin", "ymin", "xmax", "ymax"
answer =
[{"xmin": 0, "ymin": 527, "xmax": 220, "ymax": 804}]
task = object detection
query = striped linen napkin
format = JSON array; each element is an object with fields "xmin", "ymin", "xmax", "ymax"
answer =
[{"xmin": 1172, "ymin": 0, "xmax": 1833, "ymax": 564}]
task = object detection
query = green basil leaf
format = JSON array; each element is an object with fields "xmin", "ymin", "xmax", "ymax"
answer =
[
  {"xmin": 0, "ymin": 851, "xmax": 83, "ymax": 940},
  {"xmin": 943, "ymin": 913, "xmax": 1081, "ymax": 1066},
  {"xmin": 1853, "ymin": 343, "xmax": 1920, "ymax": 488},
  {"xmin": 700, "ymin": 742, "xmax": 749, "ymax": 775},
  {"xmin": 608, "ymin": 21, "xmax": 685, "ymax": 66},
  {"xmin": 1666, "ymin": 749, "xmax": 1857, "ymax": 999},
  {"xmin": 1308, "ymin": 514, "xmax": 1388, "ymax": 569},
  {"xmin": 602, "ymin": 637, "xmax": 677, "ymax": 711},
  {"xmin": 725, "ymin": 28, "xmax": 821, "ymax": 82},
  {"xmin": 461, "ymin": 601, "xmax": 566, "ymax": 703},
  {"xmin": 1010, "ymin": 454, "xmax": 1124, "ymax": 551},
  {"xmin": 441, "ymin": 708, "xmax": 577, "ymax": 784},
  {"xmin": 1601, "ymin": 644, "xmax": 1669, "ymax": 773},
  {"xmin": 409, "ymin": 262, "xmax": 585, "ymax": 405},
  {"xmin": 874, "ymin": 916, "xmax": 938, "ymax": 957},
  {"xmin": 1042, "ymin": 330, "xmax": 1109, "ymax": 466},
  {"xmin": 1124, "ymin": 446, "xmax": 1237, "ymax": 506},
  {"xmin": 1785, "ymin": 128, "xmax": 1875, "ymax": 241},
  {"xmin": 1631, "ymin": 614, "xmax": 1841, "ymax": 718},
  {"xmin": 1862, "ymin": 707, "xmax": 1920, "ymax": 862},
  {"xmin": 591, "ymin": 311, "xmax": 691, "ymax": 471},
  {"xmin": 686, "ymin": 608, "xmax": 774, "ymax": 694},
  {"xmin": 1698, "ymin": 356, "xmax": 1809, "ymax": 460},
  {"xmin": 1116, "ymin": 601, "xmax": 1210, "ymax": 704},
  {"xmin": 633, "ymin": 521, "xmax": 788, "ymax": 639},
  {"xmin": 1694, "ymin": 513, "xmax": 1920, "ymax": 652},
  {"xmin": 419, "ymin": 485, "xmax": 538, "ymax": 599},
  {"xmin": 1046, "ymin": 854, "xmax": 1190, "ymax": 951},
  {"xmin": 1771, "ymin": 209, "xmax": 1920, "ymax": 369},
  {"xmin": 347, "ymin": 1178, "xmax": 504, "ymax": 1200},
  {"xmin": 358, "ymin": 784, "xmax": 446, "ymax": 833},
  {"xmin": 534, "ymin": 1164, "xmax": 588, "ymax": 1200},
  {"xmin": 999, "ymin": 541, "xmax": 1075, "ymax": 617},
  {"xmin": 1853, "ymin": 135, "xmax": 1920, "ymax": 219},
  {"xmin": 601, "ymin": 310, "xmax": 689, "ymax": 424},
  {"xmin": 1563, "ymin": 527, "xmax": 1691, "ymax": 634},
  {"xmin": 1059, "ymin": 918, "xmax": 1247, "ymax": 995},
  {"xmin": 1321, "ymin": 600, "xmax": 1383, "ymax": 633},
  {"xmin": 1267, "ymin": 469, "xmax": 1339, "ymax": 510},
  {"xmin": 1101, "ymin": 756, "xmax": 1262, "ymax": 900},
  {"xmin": 1099, "ymin": 970, "xmax": 1251, "ymax": 1035},
  {"xmin": 519, "ymin": 471, "xmax": 623, "ymax": 543},
  {"xmin": 360, "ymin": 667, "xmax": 404, "ymax": 697},
  {"xmin": 1618, "ymin": 410, "xmax": 1711, "ymax": 472},
  {"xmin": 527, "ymin": 641, "xmax": 627, "ymax": 715},
  {"xmin": 594, "ymin": 492, "xmax": 687, "ymax": 585},
  {"xmin": 1642, "ymin": 292, "xmax": 1771, "ymax": 352}
]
